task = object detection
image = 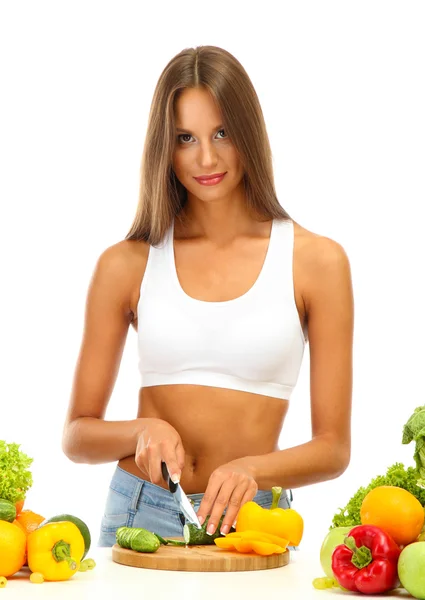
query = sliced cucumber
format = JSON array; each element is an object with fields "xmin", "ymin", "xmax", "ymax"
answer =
[
  {"xmin": 153, "ymin": 533, "xmax": 186, "ymax": 546},
  {"xmin": 162, "ymin": 539, "xmax": 186, "ymax": 546},
  {"xmin": 153, "ymin": 533, "xmax": 168, "ymax": 545},
  {"xmin": 116, "ymin": 527, "xmax": 160, "ymax": 553}
]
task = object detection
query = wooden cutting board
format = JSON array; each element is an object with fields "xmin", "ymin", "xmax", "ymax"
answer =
[{"xmin": 112, "ymin": 538, "xmax": 290, "ymax": 572}]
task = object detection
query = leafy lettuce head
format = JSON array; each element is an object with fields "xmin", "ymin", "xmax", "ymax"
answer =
[{"xmin": 0, "ymin": 441, "xmax": 33, "ymax": 503}]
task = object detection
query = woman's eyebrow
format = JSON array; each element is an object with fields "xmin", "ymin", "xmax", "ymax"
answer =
[{"xmin": 175, "ymin": 124, "xmax": 224, "ymax": 134}]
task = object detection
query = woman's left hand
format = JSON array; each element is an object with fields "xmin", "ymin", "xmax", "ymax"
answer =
[{"xmin": 196, "ymin": 457, "xmax": 258, "ymax": 536}]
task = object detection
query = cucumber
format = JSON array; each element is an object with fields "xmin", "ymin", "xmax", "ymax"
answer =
[
  {"xmin": 0, "ymin": 499, "xmax": 16, "ymax": 523},
  {"xmin": 153, "ymin": 532, "xmax": 168, "ymax": 545},
  {"xmin": 39, "ymin": 514, "xmax": 91, "ymax": 559},
  {"xmin": 153, "ymin": 533, "xmax": 186, "ymax": 546},
  {"xmin": 183, "ymin": 515, "xmax": 236, "ymax": 545},
  {"xmin": 116, "ymin": 527, "xmax": 160, "ymax": 553}
]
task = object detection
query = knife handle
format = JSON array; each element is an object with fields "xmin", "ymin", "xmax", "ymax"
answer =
[{"xmin": 161, "ymin": 461, "xmax": 178, "ymax": 493}]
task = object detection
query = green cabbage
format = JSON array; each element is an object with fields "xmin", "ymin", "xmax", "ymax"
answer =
[{"xmin": 0, "ymin": 441, "xmax": 33, "ymax": 504}]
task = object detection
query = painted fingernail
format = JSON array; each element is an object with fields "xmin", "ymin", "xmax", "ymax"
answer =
[
  {"xmin": 171, "ymin": 474, "xmax": 180, "ymax": 484},
  {"xmin": 232, "ymin": 520, "xmax": 237, "ymax": 528},
  {"xmin": 220, "ymin": 524, "xmax": 230, "ymax": 535},
  {"xmin": 198, "ymin": 515, "xmax": 205, "ymax": 526},
  {"xmin": 207, "ymin": 523, "xmax": 215, "ymax": 535}
]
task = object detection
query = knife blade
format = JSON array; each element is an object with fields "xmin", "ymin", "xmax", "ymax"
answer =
[{"xmin": 161, "ymin": 461, "xmax": 202, "ymax": 529}]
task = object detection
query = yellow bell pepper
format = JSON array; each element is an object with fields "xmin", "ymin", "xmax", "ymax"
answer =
[
  {"xmin": 27, "ymin": 521, "xmax": 85, "ymax": 581},
  {"xmin": 215, "ymin": 536, "xmax": 285, "ymax": 556},
  {"xmin": 225, "ymin": 529, "xmax": 289, "ymax": 548},
  {"xmin": 236, "ymin": 486, "xmax": 304, "ymax": 546}
]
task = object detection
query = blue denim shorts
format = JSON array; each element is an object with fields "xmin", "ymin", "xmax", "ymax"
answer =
[{"xmin": 97, "ymin": 465, "xmax": 297, "ymax": 549}]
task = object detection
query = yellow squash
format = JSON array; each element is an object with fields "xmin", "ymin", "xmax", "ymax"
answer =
[
  {"xmin": 27, "ymin": 521, "xmax": 85, "ymax": 581},
  {"xmin": 236, "ymin": 486, "xmax": 304, "ymax": 546}
]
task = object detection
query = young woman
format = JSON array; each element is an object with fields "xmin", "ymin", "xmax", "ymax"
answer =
[{"xmin": 61, "ymin": 45, "xmax": 354, "ymax": 547}]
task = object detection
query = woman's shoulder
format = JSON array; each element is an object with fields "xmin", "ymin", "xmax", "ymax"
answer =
[
  {"xmin": 292, "ymin": 219, "xmax": 350, "ymax": 270},
  {"xmin": 90, "ymin": 240, "xmax": 150, "ymax": 326},
  {"xmin": 292, "ymin": 219, "xmax": 352, "ymax": 319},
  {"xmin": 96, "ymin": 238, "xmax": 150, "ymax": 273}
]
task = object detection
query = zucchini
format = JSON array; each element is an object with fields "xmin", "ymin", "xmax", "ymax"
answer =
[
  {"xmin": 0, "ymin": 498, "xmax": 16, "ymax": 523},
  {"xmin": 183, "ymin": 515, "xmax": 236, "ymax": 545},
  {"xmin": 116, "ymin": 527, "xmax": 161, "ymax": 553}
]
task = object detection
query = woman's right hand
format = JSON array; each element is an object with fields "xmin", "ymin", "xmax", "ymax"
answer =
[{"xmin": 135, "ymin": 418, "xmax": 185, "ymax": 485}]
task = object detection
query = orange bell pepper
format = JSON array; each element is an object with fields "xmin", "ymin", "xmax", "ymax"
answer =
[{"xmin": 235, "ymin": 487, "xmax": 303, "ymax": 546}]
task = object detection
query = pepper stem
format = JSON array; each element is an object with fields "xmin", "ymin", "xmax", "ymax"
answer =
[
  {"xmin": 271, "ymin": 486, "xmax": 283, "ymax": 509},
  {"xmin": 344, "ymin": 536, "xmax": 373, "ymax": 569},
  {"xmin": 52, "ymin": 540, "xmax": 78, "ymax": 570}
]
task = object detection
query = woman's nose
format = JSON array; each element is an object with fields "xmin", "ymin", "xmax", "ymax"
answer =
[{"xmin": 198, "ymin": 143, "xmax": 218, "ymax": 166}]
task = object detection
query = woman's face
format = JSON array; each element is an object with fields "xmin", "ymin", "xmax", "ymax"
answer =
[{"xmin": 172, "ymin": 87, "xmax": 245, "ymax": 204}]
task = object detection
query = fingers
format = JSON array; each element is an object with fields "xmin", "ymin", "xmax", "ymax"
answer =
[
  {"xmin": 143, "ymin": 442, "xmax": 185, "ymax": 485},
  {"xmin": 197, "ymin": 475, "xmax": 257, "ymax": 536},
  {"xmin": 134, "ymin": 422, "xmax": 185, "ymax": 485},
  {"xmin": 162, "ymin": 447, "xmax": 184, "ymax": 484},
  {"xmin": 239, "ymin": 487, "xmax": 256, "ymax": 508},
  {"xmin": 234, "ymin": 487, "xmax": 258, "ymax": 528},
  {"xmin": 134, "ymin": 430, "xmax": 150, "ymax": 476},
  {"xmin": 212, "ymin": 482, "xmax": 245, "ymax": 536},
  {"xmin": 220, "ymin": 485, "xmax": 257, "ymax": 534},
  {"xmin": 146, "ymin": 443, "xmax": 163, "ymax": 484},
  {"xmin": 175, "ymin": 441, "xmax": 186, "ymax": 476}
]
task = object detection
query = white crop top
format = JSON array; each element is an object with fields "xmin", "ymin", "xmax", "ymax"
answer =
[{"xmin": 136, "ymin": 218, "xmax": 308, "ymax": 400}]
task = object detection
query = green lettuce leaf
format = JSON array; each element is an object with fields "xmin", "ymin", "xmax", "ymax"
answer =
[
  {"xmin": 0, "ymin": 441, "xmax": 33, "ymax": 504},
  {"xmin": 330, "ymin": 462, "xmax": 425, "ymax": 529}
]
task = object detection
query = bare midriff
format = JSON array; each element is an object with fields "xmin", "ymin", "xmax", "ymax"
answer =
[
  {"xmin": 117, "ymin": 385, "xmax": 289, "ymax": 493},
  {"xmin": 117, "ymin": 218, "xmax": 309, "ymax": 494}
]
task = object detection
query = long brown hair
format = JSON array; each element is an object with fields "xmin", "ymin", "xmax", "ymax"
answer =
[{"xmin": 125, "ymin": 45, "xmax": 291, "ymax": 246}]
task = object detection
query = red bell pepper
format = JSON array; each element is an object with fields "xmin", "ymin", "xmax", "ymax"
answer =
[{"xmin": 331, "ymin": 524, "xmax": 401, "ymax": 594}]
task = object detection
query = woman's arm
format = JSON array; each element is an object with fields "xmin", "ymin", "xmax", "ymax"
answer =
[
  {"xmin": 63, "ymin": 417, "xmax": 146, "ymax": 465},
  {"xmin": 245, "ymin": 235, "xmax": 354, "ymax": 489},
  {"xmin": 197, "ymin": 234, "xmax": 354, "ymax": 535},
  {"xmin": 62, "ymin": 240, "xmax": 149, "ymax": 464}
]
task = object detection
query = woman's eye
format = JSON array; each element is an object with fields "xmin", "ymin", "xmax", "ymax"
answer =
[
  {"xmin": 178, "ymin": 134, "xmax": 192, "ymax": 143},
  {"xmin": 177, "ymin": 129, "xmax": 227, "ymax": 144}
]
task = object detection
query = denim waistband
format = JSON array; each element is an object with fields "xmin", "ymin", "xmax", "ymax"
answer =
[{"xmin": 111, "ymin": 465, "xmax": 292, "ymax": 512}]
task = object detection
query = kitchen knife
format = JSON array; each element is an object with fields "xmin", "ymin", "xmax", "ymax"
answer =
[{"xmin": 161, "ymin": 461, "xmax": 202, "ymax": 529}]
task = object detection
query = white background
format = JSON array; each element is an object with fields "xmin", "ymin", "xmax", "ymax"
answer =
[{"xmin": 1, "ymin": 1, "xmax": 424, "ymax": 554}]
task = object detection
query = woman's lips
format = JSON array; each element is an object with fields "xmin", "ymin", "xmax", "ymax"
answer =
[{"xmin": 194, "ymin": 173, "xmax": 226, "ymax": 186}]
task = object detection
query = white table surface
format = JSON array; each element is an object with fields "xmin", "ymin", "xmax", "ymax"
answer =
[{"xmin": 4, "ymin": 547, "xmax": 410, "ymax": 599}]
